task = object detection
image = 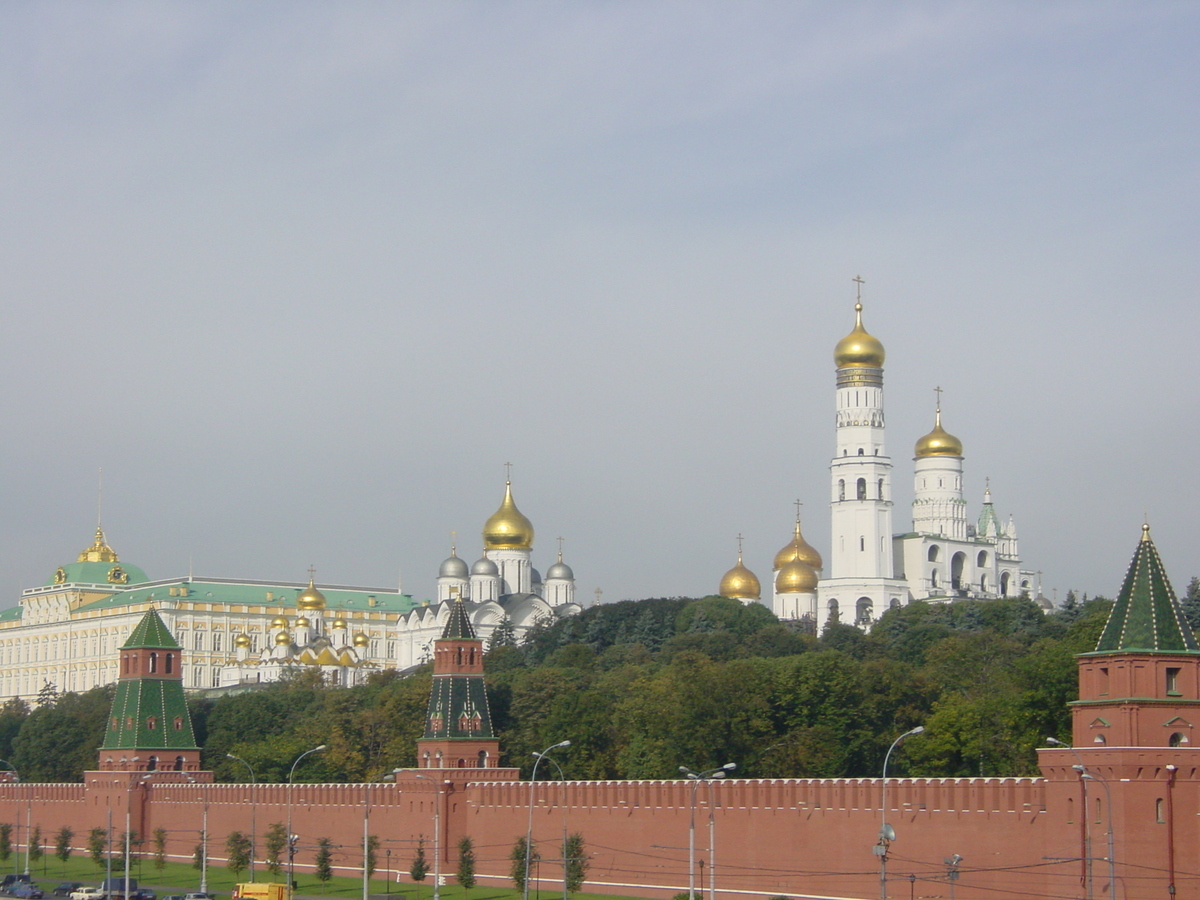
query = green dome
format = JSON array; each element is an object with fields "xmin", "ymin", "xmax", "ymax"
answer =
[{"xmin": 49, "ymin": 560, "xmax": 149, "ymax": 587}]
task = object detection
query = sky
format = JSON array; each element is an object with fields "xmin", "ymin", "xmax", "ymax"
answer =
[{"xmin": 0, "ymin": 2, "xmax": 1197, "ymax": 609}]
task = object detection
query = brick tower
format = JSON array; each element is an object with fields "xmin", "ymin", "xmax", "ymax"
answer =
[
  {"xmin": 417, "ymin": 596, "xmax": 501, "ymax": 769},
  {"xmin": 99, "ymin": 607, "xmax": 202, "ymax": 772}
]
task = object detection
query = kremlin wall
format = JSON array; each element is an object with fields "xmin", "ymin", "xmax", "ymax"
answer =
[{"xmin": 0, "ymin": 523, "xmax": 1198, "ymax": 900}]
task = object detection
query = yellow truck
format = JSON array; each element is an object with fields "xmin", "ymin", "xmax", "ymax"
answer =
[{"xmin": 231, "ymin": 885, "xmax": 290, "ymax": 900}]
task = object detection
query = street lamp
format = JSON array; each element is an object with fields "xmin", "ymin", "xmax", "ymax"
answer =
[
  {"xmin": 184, "ymin": 774, "xmax": 210, "ymax": 894},
  {"xmin": 364, "ymin": 769, "xmax": 402, "ymax": 900},
  {"xmin": 125, "ymin": 773, "xmax": 154, "ymax": 900},
  {"xmin": 287, "ymin": 745, "xmax": 327, "ymax": 892},
  {"xmin": 1075, "ymin": 766, "xmax": 1115, "ymax": 899},
  {"xmin": 414, "ymin": 773, "xmax": 445, "ymax": 900},
  {"xmin": 525, "ymin": 741, "xmax": 570, "ymax": 900},
  {"xmin": 1047, "ymin": 736, "xmax": 1092, "ymax": 900},
  {"xmin": 0, "ymin": 763, "xmax": 20, "ymax": 879},
  {"xmin": 876, "ymin": 726, "xmax": 924, "ymax": 900},
  {"xmin": 226, "ymin": 755, "xmax": 258, "ymax": 881},
  {"xmin": 679, "ymin": 764, "xmax": 735, "ymax": 900},
  {"xmin": 532, "ymin": 752, "xmax": 569, "ymax": 900}
]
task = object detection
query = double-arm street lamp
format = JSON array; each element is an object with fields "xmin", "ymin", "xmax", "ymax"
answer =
[
  {"xmin": 184, "ymin": 773, "xmax": 210, "ymax": 894},
  {"xmin": 877, "ymin": 726, "xmax": 924, "ymax": 900},
  {"xmin": 363, "ymin": 769, "xmax": 402, "ymax": 900},
  {"xmin": 124, "ymin": 772, "xmax": 155, "ymax": 899},
  {"xmin": 524, "ymin": 740, "xmax": 570, "ymax": 900},
  {"xmin": 1046, "ymin": 736, "xmax": 1092, "ymax": 900},
  {"xmin": 414, "ymin": 772, "xmax": 447, "ymax": 900},
  {"xmin": 226, "ymin": 754, "xmax": 258, "ymax": 881},
  {"xmin": 532, "ymin": 751, "xmax": 570, "ymax": 900},
  {"xmin": 680, "ymin": 764, "xmax": 736, "ymax": 900},
  {"xmin": 1074, "ymin": 766, "xmax": 1116, "ymax": 899},
  {"xmin": 287, "ymin": 745, "xmax": 327, "ymax": 891}
]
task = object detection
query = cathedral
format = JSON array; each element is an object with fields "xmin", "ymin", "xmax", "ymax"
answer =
[
  {"xmin": 720, "ymin": 292, "xmax": 1040, "ymax": 630},
  {"xmin": 0, "ymin": 480, "xmax": 578, "ymax": 703}
]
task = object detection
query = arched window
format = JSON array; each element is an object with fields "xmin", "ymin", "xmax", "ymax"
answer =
[
  {"xmin": 147, "ymin": 756, "xmax": 158, "ymax": 771},
  {"xmin": 878, "ymin": 479, "xmax": 884, "ymax": 499},
  {"xmin": 838, "ymin": 480, "xmax": 846, "ymax": 501},
  {"xmin": 478, "ymin": 750, "xmax": 488, "ymax": 768},
  {"xmin": 1000, "ymin": 572, "xmax": 1011, "ymax": 596},
  {"xmin": 855, "ymin": 597, "xmax": 873, "ymax": 627},
  {"xmin": 1094, "ymin": 733, "xmax": 1106, "ymax": 744},
  {"xmin": 928, "ymin": 545, "xmax": 940, "ymax": 562},
  {"xmin": 149, "ymin": 652, "xmax": 158, "ymax": 674},
  {"xmin": 174, "ymin": 756, "xmax": 184, "ymax": 771},
  {"xmin": 165, "ymin": 653, "xmax": 173, "ymax": 674},
  {"xmin": 951, "ymin": 552, "xmax": 966, "ymax": 591},
  {"xmin": 980, "ymin": 573, "xmax": 989, "ymax": 593},
  {"xmin": 977, "ymin": 551, "xmax": 988, "ymax": 567},
  {"xmin": 1169, "ymin": 732, "xmax": 1188, "ymax": 747},
  {"xmin": 930, "ymin": 569, "xmax": 939, "ymax": 588},
  {"xmin": 857, "ymin": 448, "xmax": 864, "ymax": 456},
  {"xmin": 856, "ymin": 478, "xmax": 867, "ymax": 500}
]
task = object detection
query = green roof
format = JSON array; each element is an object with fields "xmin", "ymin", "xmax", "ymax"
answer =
[
  {"xmin": 101, "ymin": 674, "xmax": 199, "ymax": 751},
  {"xmin": 48, "ymin": 560, "xmax": 149, "ymax": 587},
  {"xmin": 441, "ymin": 598, "xmax": 476, "ymax": 640},
  {"xmin": 1092, "ymin": 525, "xmax": 1199, "ymax": 654},
  {"xmin": 73, "ymin": 577, "xmax": 420, "ymax": 614},
  {"xmin": 122, "ymin": 608, "xmax": 180, "ymax": 650}
]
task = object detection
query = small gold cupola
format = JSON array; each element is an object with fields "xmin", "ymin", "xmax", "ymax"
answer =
[
  {"xmin": 78, "ymin": 526, "xmax": 119, "ymax": 563},
  {"xmin": 914, "ymin": 403, "xmax": 963, "ymax": 458},
  {"xmin": 483, "ymin": 480, "xmax": 535, "ymax": 550},
  {"xmin": 834, "ymin": 301, "xmax": 885, "ymax": 369},
  {"xmin": 775, "ymin": 558, "xmax": 818, "ymax": 594},
  {"xmin": 719, "ymin": 538, "xmax": 761, "ymax": 600},
  {"xmin": 296, "ymin": 573, "xmax": 327, "ymax": 611},
  {"xmin": 773, "ymin": 517, "xmax": 823, "ymax": 572}
]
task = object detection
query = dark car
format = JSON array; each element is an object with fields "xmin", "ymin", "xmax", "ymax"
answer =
[
  {"xmin": 130, "ymin": 891, "xmax": 155, "ymax": 900},
  {"xmin": 9, "ymin": 885, "xmax": 44, "ymax": 900},
  {"xmin": 52, "ymin": 886, "xmax": 83, "ymax": 898},
  {"xmin": 0, "ymin": 878, "xmax": 32, "ymax": 892}
]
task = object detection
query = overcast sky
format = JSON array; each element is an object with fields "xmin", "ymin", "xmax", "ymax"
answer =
[{"xmin": 1, "ymin": 2, "xmax": 1196, "ymax": 609}]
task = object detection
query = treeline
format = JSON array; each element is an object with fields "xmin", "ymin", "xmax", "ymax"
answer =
[{"xmin": 3, "ymin": 580, "xmax": 1197, "ymax": 784}]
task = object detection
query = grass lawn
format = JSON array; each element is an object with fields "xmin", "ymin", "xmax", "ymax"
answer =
[{"xmin": 8, "ymin": 854, "xmax": 646, "ymax": 900}]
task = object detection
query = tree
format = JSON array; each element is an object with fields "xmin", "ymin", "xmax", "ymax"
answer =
[
  {"xmin": 152, "ymin": 829, "xmax": 168, "ymax": 870},
  {"xmin": 87, "ymin": 827, "xmax": 107, "ymax": 870},
  {"xmin": 0, "ymin": 824, "xmax": 10, "ymax": 862},
  {"xmin": 563, "ymin": 833, "xmax": 589, "ymax": 894},
  {"xmin": 36, "ymin": 682, "xmax": 59, "ymax": 709},
  {"xmin": 365, "ymin": 835, "xmax": 379, "ymax": 880},
  {"xmin": 410, "ymin": 836, "xmax": 429, "ymax": 899},
  {"xmin": 488, "ymin": 617, "xmax": 518, "ymax": 650},
  {"xmin": 225, "ymin": 832, "xmax": 251, "ymax": 877},
  {"xmin": 314, "ymin": 837, "xmax": 333, "ymax": 888},
  {"xmin": 54, "ymin": 827, "xmax": 73, "ymax": 871},
  {"xmin": 264, "ymin": 823, "xmax": 287, "ymax": 877},
  {"xmin": 456, "ymin": 836, "xmax": 476, "ymax": 896},
  {"xmin": 509, "ymin": 836, "xmax": 539, "ymax": 891},
  {"xmin": 1181, "ymin": 576, "xmax": 1200, "ymax": 630},
  {"xmin": 29, "ymin": 826, "xmax": 42, "ymax": 870},
  {"xmin": 192, "ymin": 841, "xmax": 204, "ymax": 872}
]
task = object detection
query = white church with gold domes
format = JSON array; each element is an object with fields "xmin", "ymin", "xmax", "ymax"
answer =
[{"xmin": 720, "ymin": 292, "xmax": 1038, "ymax": 631}]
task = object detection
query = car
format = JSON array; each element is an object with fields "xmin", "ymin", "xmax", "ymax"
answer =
[
  {"xmin": 182, "ymin": 893, "xmax": 212, "ymax": 900},
  {"xmin": 131, "ymin": 891, "xmax": 155, "ymax": 900},
  {"xmin": 162, "ymin": 894, "xmax": 185, "ymax": 900},
  {"xmin": 69, "ymin": 888, "xmax": 104, "ymax": 900},
  {"xmin": 52, "ymin": 886, "xmax": 83, "ymax": 898},
  {"xmin": 8, "ymin": 885, "xmax": 44, "ymax": 900},
  {"xmin": 0, "ymin": 878, "xmax": 32, "ymax": 892}
]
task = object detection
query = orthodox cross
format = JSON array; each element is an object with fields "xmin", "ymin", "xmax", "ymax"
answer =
[
  {"xmin": 853, "ymin": 274, "xmax": 865, "ymax": 301},
  {"xmin": 594, "ymin": 587, "xmax": 603, "ymax": 606},
  {"xmin": 504, "ymin": 461, "xmax": 512, "ymax": 482},
  {"xmin": 557, "ymin": 536, "xmax": 564, "ymax": 557},
  {"xmin": 450, "ymin": 529, "xmax": 457, "ymax": 553},
  {"xmin": 736, "ymin": 533, "xmax": 744, "ymax": 559},
  {"xmin": 307, "ymin": 565, "xmax": 317, "ymax": 583},
  {"xmin": 934, "ymin": 385, "xmax": 943, "ymax": 412},
  {"xmin": 794, "ymin": 498, "xmax": 803, "ymax": 521}
]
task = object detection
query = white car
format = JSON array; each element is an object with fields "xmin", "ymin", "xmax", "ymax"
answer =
[{"xmin": 70, "ymin": 889, "xmax": 104, "ymax": 900}]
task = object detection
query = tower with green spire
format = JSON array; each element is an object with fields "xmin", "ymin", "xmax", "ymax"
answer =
[
  {"xmin": 1072, "ymin": 524, "xmax": 1200, "ymax": 748},
  {"xmin": 99, "ymin": 607, "xmax": 202, "ymax": 772},
  {"xmin": 417, "ymin": 596, "xmax": 501, "ymax": 769}
]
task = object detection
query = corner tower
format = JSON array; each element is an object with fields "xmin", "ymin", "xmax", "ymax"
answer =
[
  {"xmin": 819, "ymin": 287, "xmax": 906, "ymax": 629},
  {"xmin": 99, "ymin": 607, "xmax": 201, "ymax": 772},
  {"xmin": 417, "ymin": 597, "xmax": 501, "ymax": 769}
]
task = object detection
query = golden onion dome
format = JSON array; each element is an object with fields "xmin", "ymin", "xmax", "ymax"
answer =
[
  {"xmin": 275, "ymin": 630, "xmax": 291, "ymax": 645},
  {"xmin": 773, "ymin": 519, "xmax": 823, "ymax": 571},
  {"xmin": 483, "ymin": 481, "xmax": 534, "ymax": 550},
  {"xmin": 296, "ymin": 576, "xmax": 327, "ymax": 611},
  {"xmin": 331, "ymin": 617, "xmax": 348, "ymax": 630},
  {"xmin": 234, "ymin": 633, "xmax": 252, "ymax": 648},
  {"xmin": 834, "ymin": 302, "xmax": 885, "ymax": 368},
  {"xmin": 719, "ymin": 554, "xmax": 761, "ymax": 600},
  {"xmin": 775, "ymin": 558, "xmax": 818, "ymax": 594},
  {"xmin": 294, "ymin": 615, "xmax": 310, "ymax": 628},
  {"xmin": 914, "ymin": 407, "xmax": 963, "ymax": 458},
  {"xmin": 271, "ymin": 616, "xmax": 289, "ymax": 628},
  {"xmin": 353, "ymin": 632, "xmax": 370, "ymax": 647}
]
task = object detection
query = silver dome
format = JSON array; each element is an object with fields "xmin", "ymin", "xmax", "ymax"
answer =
[
  {"xmin": 471, "ymin": 556, "xmax": 499, "ymax": 576},
  {"xmin": 545, "ymin": 561, "xmax": 574, "ymax": 581},
  {"xmin": 531, "ymin": 568, "xmax": 542, "ymax": 585},
  {"xmin": 439, "ymin": 555, "xmax": 469, "ymax": 579}
]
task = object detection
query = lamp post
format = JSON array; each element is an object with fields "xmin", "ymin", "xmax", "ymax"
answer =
[
  {"xmin": 1047, "ymin": 737, "xmax": 1092, "ymax": 900},
  {"xmin": 525, "ymin": 741, "xmax": 570, "ymax": 900},
  {"xmin": 679, "ymin": 764, "xmax": 735, "ymax": 900},
  {"xmin": 184, "ymin": 774, "xmax": 210, "ymax": 894},
  {"xmin": 414, "ymin": 773, "xmax": 444, "ymax": 900},
  {"xmin": 226, "ymin": 754, "xmax": 258, "ymax": 881},
  {"xmin": 877, "ymin": 726, "xmax": 924, "ymax": 900},
  {"xmin": 1075, "ymin": 767, "xmax": 1115, "ymax": 899},
  {"xmin": 363, "ymin": 769, "xmax": 401, "ymax": 900},
  {"xmin": 287, "ymin": 745, "xmax": 327, "ymax": 893},
  {"xmin": 532, "ymin": 752, "xmax": 569, "ymax": 900},
  {"xmin": 125, "ymin": 773, "xmax": 154, "ymax": 900},
  {"xmin": 0, "ymin": 763, "xmax": 20, "ymax": 879}
]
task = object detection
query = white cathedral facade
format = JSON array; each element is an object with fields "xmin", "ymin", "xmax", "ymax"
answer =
[
  {"xmin": 720, "ymin": 296, "xmax": 1039, "ymax": 631},
  {"xmin": 0, "ymin": 481, "xmax": 579, "ymax": 703}
]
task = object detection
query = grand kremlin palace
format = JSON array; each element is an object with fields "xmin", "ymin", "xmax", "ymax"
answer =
[{"xmin": 0, "ymin": 478, "xmax": 580, "ymax": 703}]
